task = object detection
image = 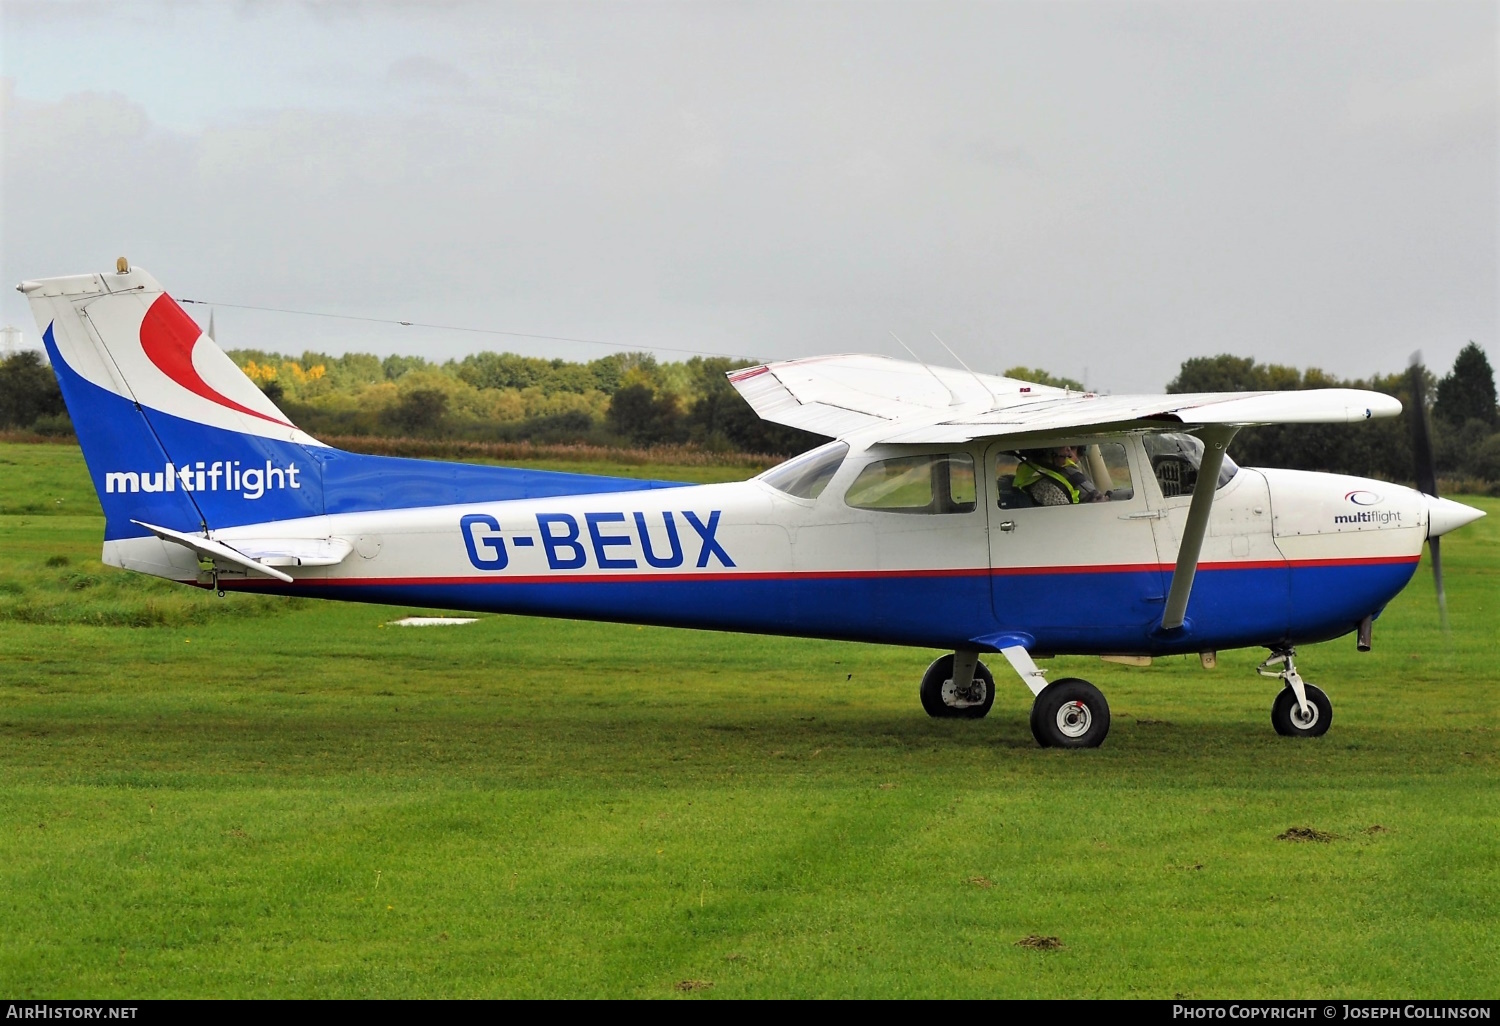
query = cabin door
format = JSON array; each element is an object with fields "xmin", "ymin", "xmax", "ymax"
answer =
[{"xmin": 986, "ymin": 438, "xmax": 1167, "ymax": 649}]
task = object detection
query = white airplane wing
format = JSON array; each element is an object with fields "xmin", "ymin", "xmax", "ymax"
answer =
[{"xmin": 728, "ymin": 355, "xmax": 1401, "ymax": 443}]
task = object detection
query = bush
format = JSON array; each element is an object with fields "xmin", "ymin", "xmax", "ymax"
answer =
[
  {"xmin": 385, "ymin": 388, "xmax": 450, "ymax": 434},
  {"xmin": 608, "ymin": 384, "xmax": 685, "ymax": 446},
  {"xmin": 29, "ymin": 412, "xmax": 74, "ymax": 436}
]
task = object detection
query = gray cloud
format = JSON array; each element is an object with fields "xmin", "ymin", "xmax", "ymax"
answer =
[
  {"xmin": 2, "ymin": 2, "xmax": 1494, "ymax": 390},
  {"xmin": 386, "ymin": 55, "xmax": 470, "ymax": 91}
]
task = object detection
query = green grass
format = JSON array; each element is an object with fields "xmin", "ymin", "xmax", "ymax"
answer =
[
  {"xmin": 0, "ymin": 441, "xmax": 1496, "ymax": 998},
  {"xmin": 0, "ymin": 442, "xmax": 105, "ymax": 516}
]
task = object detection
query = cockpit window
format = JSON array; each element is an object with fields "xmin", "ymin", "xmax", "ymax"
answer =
[
  {"xmin": 845, "ymin": 453, "xmax": 977, "ymax": 514},
  {"xmin": 997, "ymin": 442, "xmax": 1134, "ymax": 509},
  {"xmin": 761, "ymin": 442, "xmax": 849, "ymax": 500},
  {"xmin": 1143, "ymin": 432, "xmax": 1239, "ymax": 497}
]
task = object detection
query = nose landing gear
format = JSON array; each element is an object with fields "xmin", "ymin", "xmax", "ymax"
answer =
[{"xmin": 1259, "ymin": 648, "xmax": 1332, "ymax": 737}]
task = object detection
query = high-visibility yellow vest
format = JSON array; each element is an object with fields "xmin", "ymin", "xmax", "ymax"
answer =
[{"xmin": 1013, "ymin": 460, "xmax": 1081, "ymax": 503}]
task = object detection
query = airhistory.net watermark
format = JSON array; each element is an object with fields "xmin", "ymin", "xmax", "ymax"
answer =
[{"xmin": 5, "ymin": 1008, "xmax": 137, "ymax": 1020}]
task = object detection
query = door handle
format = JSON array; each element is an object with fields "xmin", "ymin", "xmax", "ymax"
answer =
[
  {"xmin": 999, "ymin": 521, "xmax": 1016, "ymax": 533},
  {"xmin": 1120, "ymin": 510, "xmax": 1167, "ymax": 520}
]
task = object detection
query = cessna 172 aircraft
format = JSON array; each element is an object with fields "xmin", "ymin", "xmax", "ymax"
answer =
[{"xmin": 19, "ymin": 262, "xmax": 1486, "ymax": 748}]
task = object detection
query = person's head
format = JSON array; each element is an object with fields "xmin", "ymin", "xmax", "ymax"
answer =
[{"xmin": 1050, "ymin": 445, "xmax": 1079, "ymax": 466}]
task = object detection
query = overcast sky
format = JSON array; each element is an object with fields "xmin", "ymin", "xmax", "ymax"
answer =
[{"xmin": 2, "ymin": 1, "xmax": 1494, "ymax": 391}]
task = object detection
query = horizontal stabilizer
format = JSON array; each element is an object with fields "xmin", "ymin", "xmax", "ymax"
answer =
[
  {"xmin": 131, "ymin": 520, "xmax": 295, "ymax": 583},
  {"xmin": 229, "ymin": 537, "xmax": 353, "ymax": 567}
]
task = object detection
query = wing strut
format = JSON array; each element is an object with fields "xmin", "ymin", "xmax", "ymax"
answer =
[{"xmin": 1160, "ymin": 426, "xmax": 1239, "ymax": 631}]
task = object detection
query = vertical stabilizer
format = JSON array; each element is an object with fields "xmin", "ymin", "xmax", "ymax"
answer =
[{"xmin": 19, "ymin": 265, "xmax": 327, "ymax": 541}]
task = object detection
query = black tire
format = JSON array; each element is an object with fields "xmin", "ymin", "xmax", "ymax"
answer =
[
  {"xmin": 1029, "ymin": 678, "xmax": 1111, "ymax": 748},
  {"xmin": 1271, "ymin": 684, "xmax": 1332, "ymax": 737},
  {"xmin": 919, "ymin": 655, "xmax": 996, "ymax": 719}
]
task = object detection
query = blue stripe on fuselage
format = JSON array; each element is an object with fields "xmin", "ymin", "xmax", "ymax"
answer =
[{"xmin": 230, "ymin": 557, "xmax": 1419, "ymax": 655}]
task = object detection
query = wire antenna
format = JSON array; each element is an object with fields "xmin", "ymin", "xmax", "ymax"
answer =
[
  {"xmin": 889, "ymin": 331, "xmax": 962, "ymax": 406},
  {"xmin": 179, "ymin": 298, "xmax": 753, "ymax": 361},
  {"xmin": 930, "ymin": 330, "xmax": 998, "ymax": 408}
]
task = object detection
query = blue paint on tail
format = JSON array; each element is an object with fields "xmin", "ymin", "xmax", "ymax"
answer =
[{"xmin": 42, "ymin": 322, "xmax": 689, "ymax": 541}]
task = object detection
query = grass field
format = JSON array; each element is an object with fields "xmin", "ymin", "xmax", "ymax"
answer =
[{"xmin": 1, "ymin": 441, "xmax": 1496, "ymax": 998}]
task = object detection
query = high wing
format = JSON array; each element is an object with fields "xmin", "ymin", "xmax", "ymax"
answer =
[
  {"xmin": 728, "ymin": 354, "xmax": 1401, "ymax": 443},
  {"xmin": 731, "ymin": 354, "xmax": 1404, "ymax": 637}
]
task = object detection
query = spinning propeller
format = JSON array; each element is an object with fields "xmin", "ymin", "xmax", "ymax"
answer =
[{"xmin": 1407, "ymin": 353, "xmax": 1448, "ymax": 629}]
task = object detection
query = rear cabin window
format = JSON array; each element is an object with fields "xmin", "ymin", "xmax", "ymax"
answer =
[
  {"xmin": 845, "ymin": 453, "xmax": 977, "ymax": 514},
  {"xmin": 997, "ymin": 442, "xmax": 1134, "ymax": 509},
  {"xmin": 761, "ymin": 442, "xmax": 849, "ymax": 500}
]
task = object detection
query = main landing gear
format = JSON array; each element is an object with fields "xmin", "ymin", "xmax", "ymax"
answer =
[
  {"xmin": 922, "ymin": 645, "xmax": 1332, "ymax": 746},
  {"xmin": 1029, "ymin": 677, "xmax": 1111, "ymax": 749},
  {"xmin": 920, "ymin": 647, "xmax": 1111, "ymax": 748},
  {"xmin": 919, "ymin": 653, "xmax": 995, "ymax": 719},
  {"xmin": 1258, "ymin": 648, "xmax": 1332, "ymax": 737}
]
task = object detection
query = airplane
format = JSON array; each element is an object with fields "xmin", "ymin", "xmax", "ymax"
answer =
[{"xmin": 18, "ymin": 261, "xmax": 1486, "ymax": 748}]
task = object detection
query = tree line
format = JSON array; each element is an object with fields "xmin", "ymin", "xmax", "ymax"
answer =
[
  {"xmin": 1166, "ymin": 343, "xmax": 1498, "ymax": 488},
  {"xmin": 2, "ymin": 340, "xmax": 1496, "ymax": 487}
]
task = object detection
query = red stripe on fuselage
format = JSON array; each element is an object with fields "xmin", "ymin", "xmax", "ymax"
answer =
[{"xmin": 218, "ymin": 554, "xmax": 1419, "ymax": 590}]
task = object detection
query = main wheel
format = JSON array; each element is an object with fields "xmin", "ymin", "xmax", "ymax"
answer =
[
  {"xmin": 1030, "ymin": 678, "xmax": 1111, "ymax": 748},
  {"xmin": 1271, "ymin": 684, "xmax": 1332, "ymax": 737},
  {"xmin": 919, "ymin": 655, "xmax": 995, "ymax": 719}
]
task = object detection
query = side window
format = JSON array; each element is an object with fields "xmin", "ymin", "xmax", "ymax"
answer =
[
  {"xmin": 845, "ymin": 453, "xmax": 977, "ymax": 514},
  {"xmin": 1144, "ymin": 432, "xmax": 1239, "ymax": 497},
  {"xmin": 762, "ymin": 442, "xmax": 849, "ymax": 500},
  {"xmin": 997, "ymin": 442, "xmax": 1134, "ymax": 509}
]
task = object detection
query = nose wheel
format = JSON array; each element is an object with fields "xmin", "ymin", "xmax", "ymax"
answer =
[
  {"xmin": 1260, "ymin": 648, "xmax": 1332, "ymax": 737},
  {"xmin": 1271, "ymin": 683, "xmax": 1332, "ymax": 736}
]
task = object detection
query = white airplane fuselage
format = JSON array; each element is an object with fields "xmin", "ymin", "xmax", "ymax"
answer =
[
  {"xmin": 102, "ymin": 432, "xmax": 1453, "ymax": 658},
  {"xmin": 26, "ymin": 263, "xmax": 1489, "ymax": 746}
]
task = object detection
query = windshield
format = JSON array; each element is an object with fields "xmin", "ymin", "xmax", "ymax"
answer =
[
  {"xmin": 761, "ymin": 442, "xmax": 849, "ymax": 500},
  {"xmin": 1143, "ymin": 432, "xmax": 1239, "ymax": 497}
]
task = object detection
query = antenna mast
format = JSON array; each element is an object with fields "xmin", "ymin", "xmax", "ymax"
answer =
[
  {"xmin": 889, "ymin": 331, "xmax": 962, "ymax": 407},
  {"xmin": 930, "ymin": 330, "xmax": 998, "ymax": 408}
]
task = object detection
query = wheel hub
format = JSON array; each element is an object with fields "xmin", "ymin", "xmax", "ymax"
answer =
[
  {"xmin": 1289, "ymin": 697, "xmax": 1320, "ymax": 729},
  {"xmin": 941, "ymin": 677, "xmax": 988, "ymax": 708},
  {"xmin": 1055, "ymin": 700, "xmax": 1092, "ymax": 738}
]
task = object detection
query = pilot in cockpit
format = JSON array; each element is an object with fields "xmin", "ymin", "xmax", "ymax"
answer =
[{"xmin": 1014, "ymin": 446, "xmax": 1107, "ymax": 506}]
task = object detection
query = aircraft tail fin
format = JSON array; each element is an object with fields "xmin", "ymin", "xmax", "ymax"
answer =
[
  {"xmin": 20, "ymin": 263, "xmax": 689, "ymax": 582},
  {"xmin": 19, "ymin": 263, "xmax": 327, "ymax": 544}
]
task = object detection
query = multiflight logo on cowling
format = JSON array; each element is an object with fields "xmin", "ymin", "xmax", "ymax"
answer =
[
  {"xmin": 104, "ymin": 461, "xmax": 301, "ymax": 499},
  {"xmin": 1335, "ymin": 491, "xmax": 1401, "ymax": 526}
]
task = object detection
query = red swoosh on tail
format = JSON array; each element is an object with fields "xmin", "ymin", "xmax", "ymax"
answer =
[{"xmin": 139, "ymin": 294, "xmax": 294, "ymax": 427}]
